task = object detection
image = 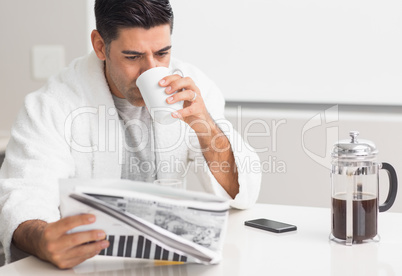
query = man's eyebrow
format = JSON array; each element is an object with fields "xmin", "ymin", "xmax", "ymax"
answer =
[
  {"xmin": 121, "ymin": 46, "xmax": 172, "ymax": 56},
  {"xmin": 121, "ymin": 50, "xmax": 144, "ymax": 55},
  {"xmin": 156, "ymin": 45, "xmax": 172, "ymax": 53}
]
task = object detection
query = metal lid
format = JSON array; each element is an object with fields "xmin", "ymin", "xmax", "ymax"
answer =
[{"xmin": 332, "ymin": 131, "xmax": 378, "ymax": 158}]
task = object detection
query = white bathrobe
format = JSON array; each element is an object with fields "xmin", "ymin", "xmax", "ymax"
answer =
[{"xmin": 0, "ymin": 52, "xmax": 261, "ymax": 263}]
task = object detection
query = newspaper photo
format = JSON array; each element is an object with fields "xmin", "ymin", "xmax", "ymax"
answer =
[{"xmin": 59, "ymin": 179, "xmax": 230, "ymax": 264}]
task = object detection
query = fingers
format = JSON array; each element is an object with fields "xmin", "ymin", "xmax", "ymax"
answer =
[
  {"xmin": 160, "ymin": 76, "xmax": 195, "ymax": 96},
  {"xmin": 160, "ymin": 74, "xmax": 209, "ymax": 124},
  {"xmin": 159, "ymin": 74, "xmax": 199, "ymax": 104},
  {"xmin": 49, "ymin": 229, "xmax": 107, "ymax": 252},
  {"xmin": 39, "ymin": 214, "xmax": 109, "ymax": 269},
  {"xmin": 173, "ymin": 104, "xmax": 198, "ymax": 119},
  {"xmin": 50, "ymin": 240, "xmax": 109, "ymax": 269},
  {"xmin": 46, "ymin": 214, "xmax": 96, "ymax": 239},
  {"xmin": 166, "ymin": 89, "xmax": 198, "ymax": 104}
]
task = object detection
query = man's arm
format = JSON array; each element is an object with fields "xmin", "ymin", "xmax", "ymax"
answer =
[
  {"xmin": 192, "ymin": 116, "xmax": 239, "ymax": 198},
  {"xmin": 12, "ymin": 215, "xmax": 109, "ymax": 269},
  {"xmin": 160, "ymin": 75, "xmax": 240, "ymax": 198}
]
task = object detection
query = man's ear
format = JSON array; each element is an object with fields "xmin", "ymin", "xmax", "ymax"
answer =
[{"xmin": 91, "ymin": 30, "xmax": 107, "ymax": 61}]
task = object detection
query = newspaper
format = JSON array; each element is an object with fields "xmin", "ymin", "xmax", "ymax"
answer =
[{"xmin": 59, "ymin": 179, "xmax": 230, "ymax": 264}]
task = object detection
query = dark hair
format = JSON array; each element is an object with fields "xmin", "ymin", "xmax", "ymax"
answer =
[{"xmin": 95, "ymin": 0, "xmax": 174, "ymax": 53}]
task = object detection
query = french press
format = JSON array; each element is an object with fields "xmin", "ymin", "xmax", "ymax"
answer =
[{"xmin": 330, "ymin": 131, "xmax": 398, "ymax": 245}]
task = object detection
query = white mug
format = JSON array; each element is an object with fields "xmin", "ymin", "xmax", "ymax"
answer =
[{"xmin": 136, "ymin": 67, "xmax": 183, "ymax": 124}]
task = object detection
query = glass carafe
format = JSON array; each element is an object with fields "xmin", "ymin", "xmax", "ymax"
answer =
[{"xmin": 330, "ymin": 131, "xmax": 398, "ymax": 245}]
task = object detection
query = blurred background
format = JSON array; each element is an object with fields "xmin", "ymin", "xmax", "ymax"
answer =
[{"xmin": 0, "ymin": 1, "xmax": 92, "ymax": 133}]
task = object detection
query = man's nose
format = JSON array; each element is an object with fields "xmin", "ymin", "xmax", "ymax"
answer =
[{"xmin": 140, "ymin": 56, "xmax": 157, "ymax": 75}]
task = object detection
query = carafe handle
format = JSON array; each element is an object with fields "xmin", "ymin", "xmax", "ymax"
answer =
[{"xmin": 379, "ymin": 162, "xmax": 398, "ymax": 212}]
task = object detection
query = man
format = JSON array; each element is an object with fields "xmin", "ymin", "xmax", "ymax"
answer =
[{"xmin": 0, "ymin": 0, "xmax": 261, "ymax": 269}]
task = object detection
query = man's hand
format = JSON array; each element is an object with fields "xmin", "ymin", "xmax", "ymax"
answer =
[
  {"xmin": 160, "ymin": 74, "xmax": 210, "ymax": 132},
  {"xmin": 12, "ymin": 214, "xmax": 109, "ymax": 269}
]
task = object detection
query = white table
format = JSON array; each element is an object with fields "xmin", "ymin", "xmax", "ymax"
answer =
[{"xmin": 1, "ymin": 204, "xmax": 402, "ymax": 275}]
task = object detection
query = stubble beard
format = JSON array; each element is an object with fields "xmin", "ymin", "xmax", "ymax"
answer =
[{"xmin": 125, "ymin": 86, "xmax": 146, "ymax": 107}]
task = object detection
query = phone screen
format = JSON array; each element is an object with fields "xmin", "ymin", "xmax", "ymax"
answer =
[{"xmin": 244, "ymin": 218, "xmax": 297, "ymax": 233}]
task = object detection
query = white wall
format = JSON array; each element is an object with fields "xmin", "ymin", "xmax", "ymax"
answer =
[
  {"xmin": 187, "ymin": 103, "xmax": 402, "ymax": 213},
  {"xmin": 86, "ymin": 0, "xmax": 96, "ymax": 53},
  {"xmin": 0, "ymin": 0, "xmax": 89, "ymax": 136},
  {"xmin": 170, "ymin": 0, "xmax": 402, "ymax": 105}
]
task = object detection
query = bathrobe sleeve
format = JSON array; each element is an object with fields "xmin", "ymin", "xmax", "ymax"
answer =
[{"xmin": 0, "ymin": 90, "xmax": 76, "ymax": 263}]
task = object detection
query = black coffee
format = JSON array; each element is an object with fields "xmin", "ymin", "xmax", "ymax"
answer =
[{"xmin": 332, "ymin": 195, "xmax": 378, "ymax": 242}]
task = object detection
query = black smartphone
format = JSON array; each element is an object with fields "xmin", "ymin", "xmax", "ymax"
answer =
[{"xmin": 244, "ymin": 218, "xmax": 297, "ymax": 233}]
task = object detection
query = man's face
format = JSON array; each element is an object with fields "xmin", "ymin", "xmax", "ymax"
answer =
[{"xmin": 104, "ymin": 24, "xmax": 172, "ymax": 106}]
